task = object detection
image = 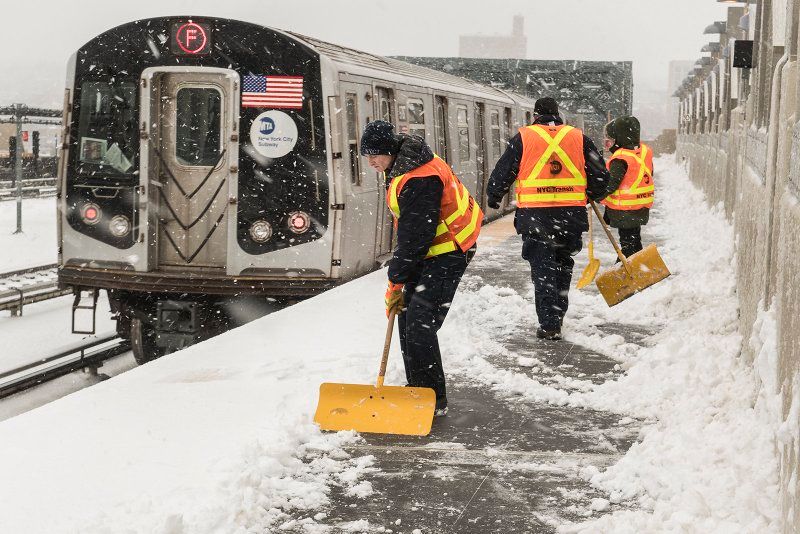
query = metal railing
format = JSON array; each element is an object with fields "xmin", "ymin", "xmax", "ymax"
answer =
[{"xmin": 0, "ymin": 333, "xmax": 129, "ymax": 399}]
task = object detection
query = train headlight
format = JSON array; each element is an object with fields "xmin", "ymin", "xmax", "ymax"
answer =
[
  {"xmin": 287, "ymin": 211, "xmax": 310, "ymax": 234},
  {"xmin": 109, "ymin": 215, "xmax": 131, "ymax": 237},
  {"xmin": 249, "ymin": 220, "xmax": 273, "ymax": 243},
  {"xmin": 81, "ymin": 203, "xmax": 102, "ymax": 225}
]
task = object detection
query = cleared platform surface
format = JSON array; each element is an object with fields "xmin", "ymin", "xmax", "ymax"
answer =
[{"xmin": 281, "ymin": 217, "xmax": 645, "ymax": 532}]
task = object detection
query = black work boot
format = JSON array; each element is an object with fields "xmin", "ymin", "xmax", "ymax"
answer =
[
  {"xmin": 536, "ymin": 327, "xmax": 562, "ymax": 341},
  {"xmin": 434, "ymin": 396, "xmax": 448, "ymax": 417}
]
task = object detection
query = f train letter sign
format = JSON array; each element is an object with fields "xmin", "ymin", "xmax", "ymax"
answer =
[{"xmin": 171, "ymin": 21, "xmax": 212, "ymax": 56}]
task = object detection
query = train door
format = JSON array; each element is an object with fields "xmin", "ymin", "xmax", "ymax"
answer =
[
  {"xmin": 144, "ymin": 69, "xmax": 237, "ymax": 270},
  {"xmin": 474, "ymin": 102, "xmax": 489, "ymax": 211},
  {"xmin": 337, "ymin": 81, "xmax": 379, "ymax": 279},
  {"xmin": 374, "ymin": 86, "xmax": 395, "ymax": 260}
]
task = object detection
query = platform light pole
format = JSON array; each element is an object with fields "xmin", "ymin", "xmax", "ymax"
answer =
[{"xmin": 13, "ymin": 103, "xmax": 24, "ymax": 234}]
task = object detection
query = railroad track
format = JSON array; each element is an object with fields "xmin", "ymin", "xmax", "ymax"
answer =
[
  {"xmin": 0, "ymin": 333, "xmax": 130, "ymax": 399},
  {"xmin": 0, "ymin": 263, "xmax": 71, "ymax": 315}
]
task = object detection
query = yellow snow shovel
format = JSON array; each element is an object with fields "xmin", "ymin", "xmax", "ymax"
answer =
[
  {"xmin": 576, "ymin": 206, "xmax": 600, "ymax": 289},
  {"xmin": 314, "ymin": 309, "xmax": 436, "ymax": 436},
  {"xmin": 590, "ymin": 201, "xmax": 671, "ymax": 307}
]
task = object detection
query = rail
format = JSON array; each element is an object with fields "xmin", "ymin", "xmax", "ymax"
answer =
[
  {"xmin": 0, "ymin": 264, "xmax": 70, "ymax": 315},
  {"xmin": 0, "ymin": 333, "xmax": 129, "ymax": 399}
]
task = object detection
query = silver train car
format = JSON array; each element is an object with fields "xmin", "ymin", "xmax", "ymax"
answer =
[{"xmin": 58, "ymin": 16, "xmax": 547, "ymax": 362}]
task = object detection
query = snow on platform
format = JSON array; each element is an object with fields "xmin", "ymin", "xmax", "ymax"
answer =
[{"xmin": 0, "ymin": 156, "xmax": 784, "ymax": 533}]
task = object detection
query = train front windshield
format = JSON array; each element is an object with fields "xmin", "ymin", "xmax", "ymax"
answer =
[{"xmin": 76, "ymin": 81, "xmax": 138, "ymax": 177}]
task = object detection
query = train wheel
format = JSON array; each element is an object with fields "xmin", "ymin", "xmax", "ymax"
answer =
[{"xmin": 130, "ymin": 318, "xmax": 167, "ymax": 365}]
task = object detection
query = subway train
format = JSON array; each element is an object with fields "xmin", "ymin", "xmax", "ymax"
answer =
[{"xmin": 57, "ymin": 16, "xmax": 575, "ymax": 363}]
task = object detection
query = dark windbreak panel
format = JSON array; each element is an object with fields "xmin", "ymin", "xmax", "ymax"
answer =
[{"xmin": 67, "ymin": 17, "xmax": 327, "ymax": 253}]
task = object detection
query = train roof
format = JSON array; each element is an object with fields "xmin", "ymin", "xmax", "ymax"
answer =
[
  {"xmin": 76, "ymin": 17, "xmax": 537, "ymax": 109},
  {"xmin": 284, "ymin": 30, "xmax": 536, "ymax": 107}
]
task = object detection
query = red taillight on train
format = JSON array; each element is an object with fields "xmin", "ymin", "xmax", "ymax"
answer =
[
  {"xmin": 81, "ymin": 204, "xmax": 102, "ymax": 225},
  {"xmin": 288, "ymin": 211, "xmax": 310, "ymax": 234}
]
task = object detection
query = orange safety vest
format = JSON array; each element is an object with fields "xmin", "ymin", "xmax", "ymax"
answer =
[
  {"xmin": 387, "ymin": 155, "xmax": 483, "ymax": 258},
  {"xmin": 602, "ymin": 144, "xmax": 654, "ymax": 210},
  {"xmin": 514, "ymin": 124, "xmax": 587, "ymax": 208}
]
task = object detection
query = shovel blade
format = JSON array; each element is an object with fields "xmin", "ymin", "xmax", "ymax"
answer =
[
  {"xmin": 595, "ymin": 244, "xmax": 670, "ymax": 307},
  {"xmin": 576, "ymin": 259, "xmax": 601, "ymax": 289},
  {"xmin": 314, "ymin": 383, "xmax": 436, "ymax": 436}
]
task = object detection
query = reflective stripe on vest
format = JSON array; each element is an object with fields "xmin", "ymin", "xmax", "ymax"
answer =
[
  {"xmin": 387, "ymin": 155, "xmax": 483, "ymax": 258},
  {"xmin": 514, "ymin": 124, "xmax": 588, "ymax": 208},
  {"xmin": 602, "ymin": 143, "xmax": 654, "ymax": 210}
]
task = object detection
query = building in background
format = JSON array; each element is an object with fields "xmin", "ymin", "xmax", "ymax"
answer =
[
  {"xmin": 667, "ymin": 60, "xmax": 693, "ymax": 127},
  {"xmin": 459, "ymin": 15, "xmax": 527, "ymax": 59}
]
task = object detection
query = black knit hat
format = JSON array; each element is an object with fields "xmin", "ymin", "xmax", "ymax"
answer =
[
  {"xmin": 605, "ymin": 120, "xmax": 617, "ymax": 139},
  {"xmin": 534, "ymin": 97, "xmax": 559, "ymax": 116},
  {"xmin": 360, "ymin": 120, "xmax": 399, "ymax": 156}
]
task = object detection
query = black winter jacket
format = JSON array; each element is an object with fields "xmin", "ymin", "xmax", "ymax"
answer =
[
  {"xmin": 385, "ymin": 135, "xmax": 467, "ymax": 284},
  {"xmin": 486, "ymin": 115, "xmax": 612, "ymax": 235}
]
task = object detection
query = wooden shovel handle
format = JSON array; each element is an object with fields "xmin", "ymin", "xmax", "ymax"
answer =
[
  {"xmin": 589, "ymin": 201, "xmax": 634, "ymax": 278},
  {"xmin": 377, "ymin": 308, "xmax": 397, "ymax": 388}
]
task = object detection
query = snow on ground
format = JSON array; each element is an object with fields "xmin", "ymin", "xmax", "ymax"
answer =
[
  {"xmin": 436, "ymin": 156, "xmax": 784, "ymax": 532},
  {"xmin": 561, "ymin": 158, "xmax": 784, "ymax": 533},
  {"xmin": 0, "ymin": 197, "xmax": 57, "ymax": 271},
  {"xmin": 0, "ymin": 267, "xmax": 413, "ymax": 534},
  {"xmin": 0, "ymin": 294, "xmax": 117, "ymax": 374},
  {"xmin": 0, "ymin": 155, "xmax": 785, "ymax": 533}
]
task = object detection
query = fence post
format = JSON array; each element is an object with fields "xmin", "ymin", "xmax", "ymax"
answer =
[{"xmin": 13, "ymin": 103, "xmax": 24, "ymax": 234}]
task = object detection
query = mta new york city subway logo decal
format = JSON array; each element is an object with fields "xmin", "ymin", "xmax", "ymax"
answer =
[
  {"xmin": 259, "ymin": 117, "xmax": 276, "ymax": 135},
  {"xmin": 249, "ymin": 110, "xmax": 298, "ymax": 159}
]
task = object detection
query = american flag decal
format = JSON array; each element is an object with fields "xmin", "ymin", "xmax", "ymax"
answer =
[{"xmin": 242, "ymin": 75, "xmax": 304, "ymax": 109}]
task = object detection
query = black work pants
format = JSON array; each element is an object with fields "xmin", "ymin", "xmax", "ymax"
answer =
[
  {"xmin": 618, "ymin": 226, "xmax": 643, "ymax": 258},
  {"xmin": 398, "ymin": 249, "xmax": 472, "ymax": 404},
  {"xmin": 521, "ymin": 229, "xmax": 582, "ymax": 332}
]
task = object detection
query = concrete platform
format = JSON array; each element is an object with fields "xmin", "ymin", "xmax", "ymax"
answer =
[{"xmin": 284, "ymin": 217, "xmax": 650, "ymax": 533}]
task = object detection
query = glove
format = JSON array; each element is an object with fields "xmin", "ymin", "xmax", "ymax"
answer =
[
  {"xmin": 488, "ymin": 199, "xmax": 501, "ymax": 209},
  {"xmin": 384, "ymin": 281, "xmax": 404, "ymax": 317}
]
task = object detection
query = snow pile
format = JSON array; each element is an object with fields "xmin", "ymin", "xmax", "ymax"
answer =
[
  {"xmin": 562, "ymin": 157, "xmax": 783, "ymax": 532},
  {"xmin": 440, "ymin": 156, "xmax": 784, "ymax": 531}
]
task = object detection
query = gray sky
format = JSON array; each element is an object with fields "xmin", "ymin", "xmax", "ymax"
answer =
[{"xmin": 1, "ymin": 0, "xmax": 727, "ymax": 107}]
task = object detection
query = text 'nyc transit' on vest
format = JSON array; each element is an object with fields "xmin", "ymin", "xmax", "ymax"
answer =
[
  {"xmin": 514, "ymin": 124, "xmax": 587, "ymax": 208},
  {"xmin": 602, "ymin": 144, "xmax": 654, "ymax": 210},
  {"xmin": 387, "ymin": 155, "xmax": 483, "ymax": 258}
]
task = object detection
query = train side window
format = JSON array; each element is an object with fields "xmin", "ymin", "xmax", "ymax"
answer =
[
  {"xmin": 345, "ymin": 93, "xmax": 362, "ymax": 186},
  {"xmin": 456, "ymin": 105, "xmax": 470, "ymax": 163},
  {"xmin": 434, "ymin": 96, "xmax": 449, "ymax": 162},
  {"xmin": 503, "ymin": 108, "xmax": 512, "ymax": 146},
  {"xmin": 407, "ymin": 98, "xmax": 426, "ymax": 140},
  {"xmin": 377, "ymin": 87, "xmax": 394, "ymax": 123},
  {"xmin": 490, "ymin": 110, "xmax": 501, "ymax": 159},
  {"xmin": 175, "ymin": 88, "xmax": 222, "ymax": 166}
]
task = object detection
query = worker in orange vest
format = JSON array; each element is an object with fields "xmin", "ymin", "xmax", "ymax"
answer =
[
  {"xmin": 487, "ymin": 98, "xmax": 612, "ymax": 340},
  {"xmin": 361, "ymin": 120, "xmax": 482, "ymax": 416},
  {"xmin": 602, "ymin": 116, "xmax": 654, "ymax": 258}
]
